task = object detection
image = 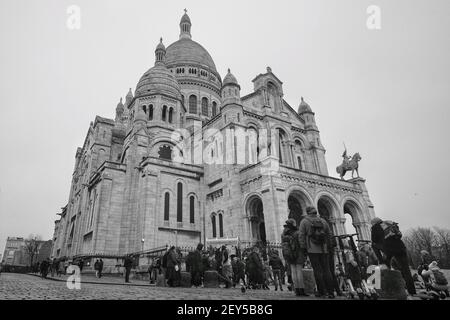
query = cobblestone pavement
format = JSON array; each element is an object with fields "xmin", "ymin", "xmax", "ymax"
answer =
[{"xmin": 0, "ymin": 273, "xmax": 345, "ymax": 300}]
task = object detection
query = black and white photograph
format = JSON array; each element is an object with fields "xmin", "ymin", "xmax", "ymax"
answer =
[{"xmin": 0, "ymin": 0, "xmax": 449, "ymax": 310}]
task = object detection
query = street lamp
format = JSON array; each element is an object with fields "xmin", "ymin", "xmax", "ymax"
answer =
[{"xmin": 141, "ymin": 238, "xmax": 145, "ymax": 252}]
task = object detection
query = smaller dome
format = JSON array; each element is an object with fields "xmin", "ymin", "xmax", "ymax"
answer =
[
  {"xmin": 223, "ymin": 69, "xmax": 239, "ymax": 87},
  {"xmin": 298, "ymin": 97, "xmax": 312, "ymax": 114},
  {"xmin": 180, "ymin": 9, "xmax": 191, "ymax": 24},
  {"xmin": 135, "ymin": 65, "xmax": 181, "ymax": 98},
  {"xmin": 156, "ymin": 37, "xmax": 166, "ymax": 51},
  {"xmin": 116, "ymin": 97, "xmax": 124, "ymax": 112},
  {"xmin": 125, "ymin": 88, "xmax": 133, "ymax": 103}
]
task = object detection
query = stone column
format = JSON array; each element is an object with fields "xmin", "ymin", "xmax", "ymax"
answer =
[{"xmin": 334, "ymin": 217, "xmax": 347, "ymax": 235}]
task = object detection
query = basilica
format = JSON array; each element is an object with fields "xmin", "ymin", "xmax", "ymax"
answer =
[{"xmin": 51, "ymin": 11, "xmax": 376, "ymax": 266}]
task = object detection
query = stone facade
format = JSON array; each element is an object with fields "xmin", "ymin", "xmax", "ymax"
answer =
[{"xmin": 51, "ymin": 11, "xmax": 376, "ymax": 263}]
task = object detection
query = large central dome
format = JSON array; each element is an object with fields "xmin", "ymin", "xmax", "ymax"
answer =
[{"xmin": 165, "ymin": 38, "xmax": 217, "ymax": 72}]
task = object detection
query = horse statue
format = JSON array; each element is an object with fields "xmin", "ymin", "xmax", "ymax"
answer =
[{"xmin": 336, "ymin": 152, "xmax": 361, "ymax": 180}]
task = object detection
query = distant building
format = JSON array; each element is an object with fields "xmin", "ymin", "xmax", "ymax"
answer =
[
  {"xmin": 2, "ymin": 236, "xmax": 52, "ymax": 266},
  {"xmin": 2, "ymin": 237, "xmax": 26, "ymax": 266}
]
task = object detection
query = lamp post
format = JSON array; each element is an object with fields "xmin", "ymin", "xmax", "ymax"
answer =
[{"xmin": 141, "ymin": 238, "xmax": 145, "ymax": 252}]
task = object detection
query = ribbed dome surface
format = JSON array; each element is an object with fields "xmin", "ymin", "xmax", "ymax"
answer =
[
  {"xmin": 135, "ymin": 65, "xmax": 181, "ymax": 98},
  {"xmin": 165, "ymin": 38, "xmax": 217, "ymax": 71},
  {"xmin": 223, "ymin": 69, "xmax": 238, "ymax": 86},
  {"xmin": 298, "ymin": 97, "xmax": 312, "ymax": 114}
]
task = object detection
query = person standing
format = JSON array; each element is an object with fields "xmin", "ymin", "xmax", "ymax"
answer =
[
  {"xmin": 246, "ymin": 246, "xmax": 264, "ymax": 289},
  {"xmin": 124, "ymin": 255, "xmax": 133, "ymax": 283},
  {"xmin": 191, "ymin": 243, "xmax": 204, "ymax": 287},
  {"xmin": 299, "ymin": 207, "xmax": 335, "ymax": 298},
  {"xmin": 166, "ymin": 246, "xmax": 179, "ymax": 287},
  {"xmin": 370, "ymin": 217, "xmax": 416, "ymax": 296},
  {"xmin": 281, "ymin": 219, "xmax": 308, "ymax": 296},
  {"xmin": 269, "ymin": 250, "xmax": 284, "ymax": 291},
  {"xmin": 98, "ymin": 259, "xmax": 104, "ymax": 278},
  {"xmin": 220, "ymin": 245, "xmax": 233, "ymax": 288}
]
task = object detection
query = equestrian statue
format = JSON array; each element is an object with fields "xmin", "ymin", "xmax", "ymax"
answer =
[{"xmin": 336, "ymin": 148, "xmax": 361, "ymax": 180}]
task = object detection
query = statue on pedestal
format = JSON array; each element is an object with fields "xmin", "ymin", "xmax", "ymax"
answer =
[{"xmin": 336, "ymin": 148, "xmax": 361, "ymax": 180}]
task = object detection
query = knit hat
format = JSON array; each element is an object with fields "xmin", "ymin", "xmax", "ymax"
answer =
[
  {"xmin": 370, "ymin": 217, "xmax": 383, "ymax": 226},
  {"xmin": 306, "ymin": 207, "xmax": 317, "ymax": 215},
  {"xmin": 284, "ymin": 218, "xmax": 297, "ymax": 228}
]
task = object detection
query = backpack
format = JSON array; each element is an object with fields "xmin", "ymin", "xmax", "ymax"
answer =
[
  {"xmin": 282, "ymin": 232, "xmax": 299, "ymax": 262},
  {"xmin": 432, "ymin": 269, "xmax": 448, "ymax": 285},
  {"xmin": 308, "ymin": 217, "xmax": 326, "ymax": 246},
  {"xmin": 380, "ymin": 221, "xmax": 402, "ymax": 240}
]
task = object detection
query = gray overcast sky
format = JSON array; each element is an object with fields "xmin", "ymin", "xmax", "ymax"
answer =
[{"xmin": 1, "ymin": 0, "xmax": 449, "ymax": 252}]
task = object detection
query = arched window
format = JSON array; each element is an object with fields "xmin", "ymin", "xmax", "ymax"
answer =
[
  {"xmin": 211, "ymin": 215, "xmax": 217, "ymax": 238},
  {"xmin": 177, "ymin": 182, "xmax": 182, "ymax": 222},
  {"xmin": 148, "ymin": 105, "xmax": 153, "ymax": 120},
  {"xmin": 189, "ymin": 196, "xmax": 195, "ymax": 223},
  {"xmin": 297, "ymin": 156, "xmax": 302, "ymax": 170},
  {"xmin": 168, "ymin": 108, "xmax": 173, "ymax": 123},
  {"xmin": 162, "ymin": 105, "xmax": 167, "ymax": 121},
  {"xmin": 142, "ymin": 105, "xmax": 147, "ymax": 114},
  {"xmin": 212, "ymin": 101, "xmax": 217, "ymax": 117},
  {"xmin": 189, "ymin": 95, "xmax": 197, "ymax": 114},
  {"xmin": 219, "ymin": 213, "xmax": 224, "ymax": 238},
  {"xmin": 164, "ymin": 193, "xmax": 170, "ymax": 221},
  {"xmin": 201, "ymin": 97, "xmax": 208, "ymax": 116}
]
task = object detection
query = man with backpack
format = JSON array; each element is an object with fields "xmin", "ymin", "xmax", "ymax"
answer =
[
  {"xmin": 299, "ymin": 207, "xmax": 335, "ymax": 298},
  {"xmin": 370, "ymin": 217, "xmax": 416, "ymax": 295},
  {"xmin": 281, "ymin": 218, "xmax": 308, "ymax": 296}
]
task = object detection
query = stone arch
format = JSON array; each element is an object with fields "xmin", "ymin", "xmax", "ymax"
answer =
[
  {"xmin": 342, "ymin": 197, "xmax": 366, "ymax": 240},
  {"xmin": 286, "ymin": 187, "xmax": 314, "ymax": 228},
  {"xmin": 316, "ymin": 192, "xmax": 340, "ymax": 235},
  {"xmin": 245, "ymin": 194, "xmax": 267, "ymax": 244}
]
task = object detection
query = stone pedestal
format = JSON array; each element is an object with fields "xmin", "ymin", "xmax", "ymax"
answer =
[
  {"xmin": 180, "ymin": 271, "xmax": 191, "ymax": 287},
  {"xmin": 302, "ymin": 268, "xmax": 316, "ymax": 294},
  {"xmin": 204, "ymin": 270, "xmax": 219, "ymax": 288},
  {"xmin": 378, "ymin": 269, "xmax": 407, "ymax": 300},
  {"xmin": 156, "ymin": 274, "xmax": 167, "ymax": 287}
]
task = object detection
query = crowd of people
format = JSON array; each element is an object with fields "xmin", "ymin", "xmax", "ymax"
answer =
[
  {"xmin": 21, "ymin": 206, "xmax": 448, "ymax": 299},
  {"xmin": 143, "ymin": 206, "xmax": 448, "ymax": 299}
]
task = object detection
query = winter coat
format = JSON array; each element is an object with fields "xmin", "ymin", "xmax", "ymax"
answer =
[
  {"xmin": 281, "ymin": 227, "xmax": 306, "ymax": 265},
  {"xmin": 190, "ymin": 250, "xmax": 203, "ymax": 273},
  {"xmin": 166, "ymin": 249, "xmax": 179, "ymax": 268},
  {"xmin": 269, "ymin": 254, "xmax": 284, "ymax": 271},
  {"xmin": 371, "ymin": 222, "xmax": 406, "ymax": 261},
  {"xmin": 299, "ymin": 215, "xmax": 331, "ymax": 254}
]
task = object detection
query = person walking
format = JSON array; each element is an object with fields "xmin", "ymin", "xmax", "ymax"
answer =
[
  {"xmin": 78, "ymin": 259, "xmax": 84, "ymax": 273},
  {"xmin": 299, "ymin": 207, "xmax": 335, "ymax": 298},
  {"xmin": 269, "ymin": 250, "xmax": 284, "ymax": 291},
  {"xmin": 232, "ymin": 256, "xmax": 246, "ymax": 288},
  {"xmin": 370, "ymin": 217, "xmax": 416, "ymax": 296},
  {"xmin": 281, "ymin": 218, "xmax": 308, "ymax": 296},
  {"xmin": 94, "ymin": 259, "xmax": 100, "ymax": 278},
  {"xmin": 124, "ymin": 255, "xmax": 133, "ymax": 283}
]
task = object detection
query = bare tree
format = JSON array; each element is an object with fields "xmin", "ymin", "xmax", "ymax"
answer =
[
  {"xmin": 24, "ymin": 234, "xmax": 42, "ymax": 267},
  {"xmin": 434, "ymin": 227, "xmax": 450, "ymax": 268}
]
